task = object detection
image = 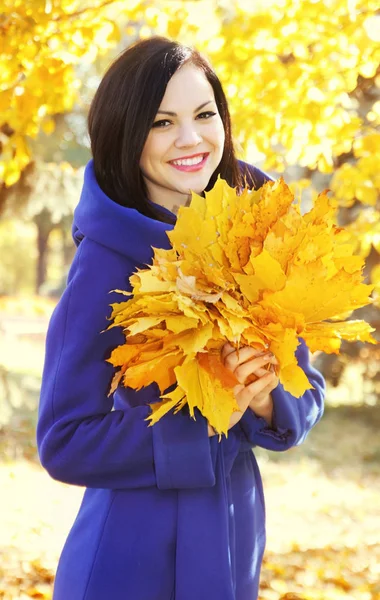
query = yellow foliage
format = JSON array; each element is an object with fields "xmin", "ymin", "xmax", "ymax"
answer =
[
  {"xmin": 107, "ymin": 177, "xmax": 376, "ymax": 436},
  {"xmin": 331, "ymin": 135, "xmax": 380, "ymax": 207},
  {"xmin": 0, "ymin": 0, "xmax": 137, "ymax": 186},
  {"xmin": 185, "ymin": 0, "xmax": 380, "ymax": 173},
  {"xmin": 344, "ymin": 208, "xmax": 380, "ymax": 258},
  {"xmin": 2, "ymin": 0, "xmax": 380, "ymax": 220}
]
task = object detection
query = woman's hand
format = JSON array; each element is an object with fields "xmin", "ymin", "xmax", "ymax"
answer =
[{"xmin": 210, "ymin": 343, "xmax": 279, "ymax": 434}]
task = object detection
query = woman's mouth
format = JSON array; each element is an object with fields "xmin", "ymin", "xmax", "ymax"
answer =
[{"xmin": 168, "ymin": 153, "xmax": 209, "ymax": 172}]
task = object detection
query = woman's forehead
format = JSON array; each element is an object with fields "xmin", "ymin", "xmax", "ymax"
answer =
[{"xmin": 159, "ymin": 64, "xmax": 215, "ymax": 111}]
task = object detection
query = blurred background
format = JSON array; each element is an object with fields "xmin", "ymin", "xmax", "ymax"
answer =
[{"xmin": 0, "ymin": 1, "xmax": 379, "ymax": 599}]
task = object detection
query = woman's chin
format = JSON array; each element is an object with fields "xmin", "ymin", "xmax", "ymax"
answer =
[{"xmin": 176, "ymin": 176, "xmax": 211, "ymax": 196}]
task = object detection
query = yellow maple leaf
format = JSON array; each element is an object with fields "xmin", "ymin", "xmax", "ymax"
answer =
[
  {"xmin": 106, "ymin": 175, "xmax": 376, "ymax": 436},
  {"xmin": 163, "ymin": 323, "xmax": 214, "ymax": 355},
  {"xmin": 124, "ymin": 349, "xmax": 183, "ymax": 393},
  {"xmin": 279, "ymin": 363, "xmax": 315, "ymax": 398},
  {"xmin": 303, "ymin": 320, "xmax": 377, "ymax": 353},
  {"xmin": 174, "ymin": 355, "xmax": 240, "ymax": 437},
  {"xmin": 147, "ymin": 386, "xmax": 187, "ymax": 424}
]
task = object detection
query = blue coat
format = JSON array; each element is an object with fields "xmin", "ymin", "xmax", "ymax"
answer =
[{"xmin": 37, "ymin": 159, "xmax": 325, "ymax": 600}]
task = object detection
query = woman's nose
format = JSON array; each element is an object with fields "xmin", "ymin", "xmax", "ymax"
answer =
[{"xmin": 175, "ymin": 124, "xmax": 202, "ymax": 148}]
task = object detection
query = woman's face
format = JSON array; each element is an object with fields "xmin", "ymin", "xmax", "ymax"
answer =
[{"xmin": 140, "ymin": 63, "xmax": 226, "ymax": 213}]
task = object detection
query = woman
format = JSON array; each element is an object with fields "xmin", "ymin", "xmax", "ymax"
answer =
[{"xmin": 37, "ymin": 36, "xmax": 325, "ymax": 600}]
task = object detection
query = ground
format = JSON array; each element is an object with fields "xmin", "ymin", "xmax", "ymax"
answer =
[{"xmin": 0, "ymin": 404, "xmax": 379, "ymax": 600}]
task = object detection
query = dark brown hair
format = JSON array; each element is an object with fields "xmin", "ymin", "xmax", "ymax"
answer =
[{"xmin": 88, "ymin": 36, "xmax": 245, "ymax": 224}]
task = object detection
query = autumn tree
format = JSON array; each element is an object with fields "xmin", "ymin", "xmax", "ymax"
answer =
[{"xmin": 1, "ymin": 0, "xmax": 379, "ymax": 311}]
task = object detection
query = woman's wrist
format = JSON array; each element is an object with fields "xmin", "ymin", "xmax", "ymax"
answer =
[{"xmin": 249, "ymin": 393, "xmax": 274, "ymax": 427}]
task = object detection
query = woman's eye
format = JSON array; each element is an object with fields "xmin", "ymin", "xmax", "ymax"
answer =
[
  {"xmin": 197, "ymin": 111, "xmax": 217, "ymax": 119},
  {"xmin": 152, "ymin": 119, "xmax": 171, "ymax": 128},
  {"xmin": 152, "ymin": 111, "xmax": 216, "ymax": 129}
]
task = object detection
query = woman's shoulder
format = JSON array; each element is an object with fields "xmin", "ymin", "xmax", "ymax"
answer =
[
  {"xmin": 237, "ymin": 159, "xmax": 274, "ymax": 189},
  {"xmin": 65, "ymin": 236, "xmax": 138, "ymax": 298}
]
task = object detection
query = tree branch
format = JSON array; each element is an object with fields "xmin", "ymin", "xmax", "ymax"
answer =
[{"xmin": 51, "ymin": 0, "xmax": 120, "ymax": 22}]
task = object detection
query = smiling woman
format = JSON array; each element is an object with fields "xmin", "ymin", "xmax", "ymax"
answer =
[
  {"xmin": 36, "ymin": 36, "xmax": 325, "ymax": 600},
  {"xmin": 140, "ymin": 65, "xmax": 225, "ymax": 213}
]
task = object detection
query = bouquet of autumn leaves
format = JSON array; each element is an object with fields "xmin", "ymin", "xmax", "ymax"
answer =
[{"xmin": 106, "ymin": 177, "xmax": 376, "ymax": 437}]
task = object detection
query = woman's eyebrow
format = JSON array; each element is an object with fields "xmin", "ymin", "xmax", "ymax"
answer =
[{"xmin": 157, "ymin": 100, "xmax": 215, "ymax": 116}]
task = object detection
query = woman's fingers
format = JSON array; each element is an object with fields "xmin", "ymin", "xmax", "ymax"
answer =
[
  {"xmin": 224, "ymin": 344, "xmax": 280, "ymax": 429},
  {"xmin": 222, "ymin": 343, "xmax": 270, "ymax": 369},
  {"xmin": 235, "ymin": 371, "xmax": 279, "ymax": 405},
  {"xmin": 221, "ymin": 342, "xmax": 279, "ymax": 396},
  {"xmin": 233, "ymin": 354, "xmax": 278, "ymax": 385}
]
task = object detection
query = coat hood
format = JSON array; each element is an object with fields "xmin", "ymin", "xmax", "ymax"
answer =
[{"xmin": 72, "ymin": 159, "xmax": 175, "ymax": 265}]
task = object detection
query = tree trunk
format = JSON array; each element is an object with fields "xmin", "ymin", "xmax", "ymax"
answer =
[
  {"xmin": 60, "ymin": 214, "xmax": 76, "ymax": 270},
  {"xmin": 33, "ymin": 209, "xmax": 54, "ymax": 294}
]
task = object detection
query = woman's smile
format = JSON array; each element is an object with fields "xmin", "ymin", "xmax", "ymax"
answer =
[{"xmin": 168, "ymin": 152, "xmax": 210, "ymax": 172}]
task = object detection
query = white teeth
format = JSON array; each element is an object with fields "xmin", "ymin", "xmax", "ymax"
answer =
[{"xmin": 172, "ymin": 155, "xmax": 205, "ymax": 166}]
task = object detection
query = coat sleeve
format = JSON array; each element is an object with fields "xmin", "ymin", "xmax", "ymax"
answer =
[
  {"xmin": 237, "ymin": 338, "xmax": 325, "ymax": 451},
  {"xmin": 37, "ymin": 237, "xmax": 216, "ymax": 490}
]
